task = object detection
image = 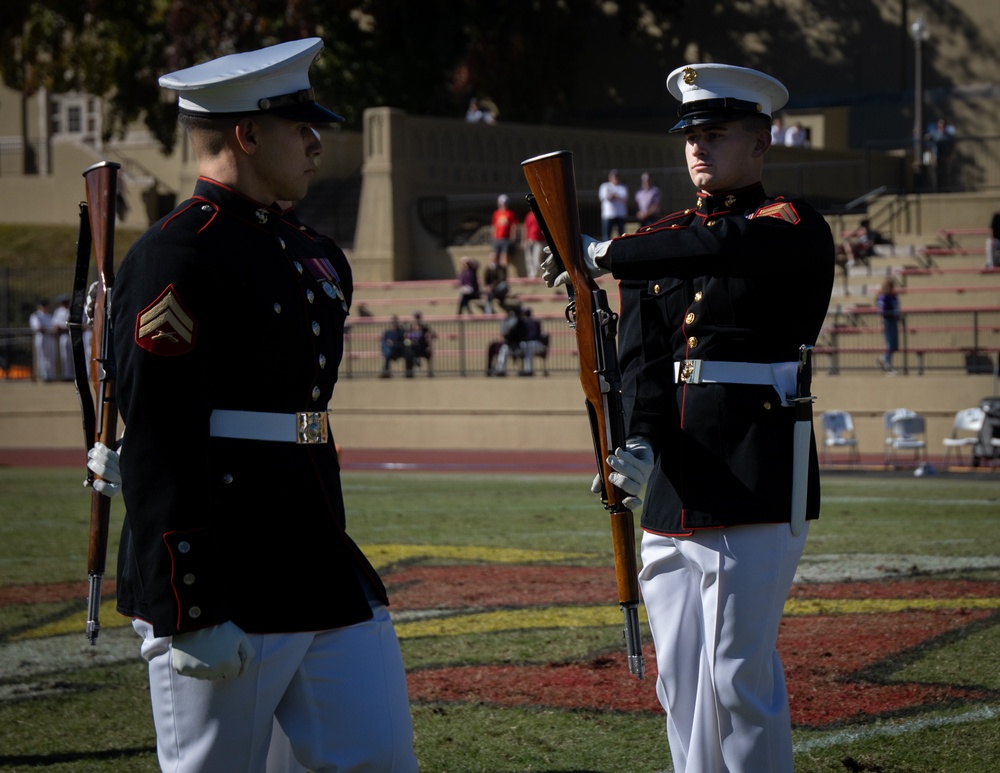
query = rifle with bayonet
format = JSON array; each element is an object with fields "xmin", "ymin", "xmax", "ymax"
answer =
[
  {"xmin": 522, "ymin": 150, "xmax": 644, "ymax": 679},
  {"xmin": 70, "ymin": 161, "xmax": 121, "ymax": 645}
]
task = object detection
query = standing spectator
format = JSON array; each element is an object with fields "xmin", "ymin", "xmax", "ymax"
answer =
[
  {"xmin": 521, "ymin": 208, "xmax": 545, "ymax": 279},
  {"xmin": 490, "ymin": 194, "xmax": 518, "ymax": 268},
  {"xmin": 876, "ymin": 276, "xmax": 901, "ymax": 373},
  {"xmin": 770, "ymin": 117, "xmax": 785, "ymax": 145},
  {"xmin": 542, "ymin": 62, "xmax": 834, "ymax": 773},
  {"xmin": 465, "ymin": 97, "xmax": 495, "ymax": 124},
  {"xmin": 599, "ymin": 169, "xmax": 629, "ymax": 240},
  {"xmin": 380, "ymin": 314, "xmax": 412, "ymax": 377},
  {"xmin": 456, "ymin": 256, "xmax": 481, "ymax": 314},
  {"xmin": 634, "ymin": 172, "xmax": 662, "ymax": 228},
  {"xmin": 924, "ymin": 118, "xmax": 956, "ymax": 191},
  {"xmin": 105, "ymin": 38, "xmax": 416, "ymax": 771},
  {"xmin": 51, "ymin": 294, "xmax": 74, "ymax": 381},
  {"xmin": 783, "ymin": 120, "xmax": 806, "ymax": 147},
  {"xmin": 29, "ymin": 299, "xmax": 55, "ymax": 382}
]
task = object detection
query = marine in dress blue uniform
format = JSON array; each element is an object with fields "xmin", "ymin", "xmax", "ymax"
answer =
[
  {"xmin": 546, "ymin": 64, "xmax": 834, "ymax": 773},
  {"xmin": 111, "ymin": 38, "xmax": 416, "ymax": 772}
]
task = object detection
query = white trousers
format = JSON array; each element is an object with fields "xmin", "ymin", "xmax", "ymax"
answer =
[
  {"xmin": 134, "ymin": 602, "xmax": 417, "ymax": 773},
  {"xmin": 638, "ymin": 523, "xmax": 807, "ymax": 773}
]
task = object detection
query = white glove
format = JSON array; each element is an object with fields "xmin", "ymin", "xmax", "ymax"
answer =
[
  {"xmin": 606, "ymin": 437, "xmax": 655, "ymax": 516},
  {"xmin": 171, "ymin": 621, "xmax": 255, "ymax": 680},
  {"xmin": 83, "ymin": 281, "xmax": 99, "ymax": 326},
  {"xmin": 87, "ymin": 441, "xmax": 121, "ymax": 498},
  {"xmin": 540, "ymin": 236, "xmax": 612, "ymax": 288}
]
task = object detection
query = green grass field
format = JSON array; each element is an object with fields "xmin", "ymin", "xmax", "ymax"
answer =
[{"xmin": 1, "ymin": 468, "xmax": 999, "ymax": 772}]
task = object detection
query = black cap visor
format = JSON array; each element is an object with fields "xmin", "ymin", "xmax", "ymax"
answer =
[{"xmin": 669, "ymin": 97, "xmax": 767, "ymax": 134}]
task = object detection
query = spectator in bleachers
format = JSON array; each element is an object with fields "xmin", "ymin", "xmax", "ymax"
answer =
[
  {"xmin": 482, "ymin": 257, "xmax": 509, "ymax": 315},
  {"xmin": 770, "ymin": 117, "xmax": 785, "ymax": 145},
  {"xmin": 491, "ymin": 305, "xmax": 525, "ymax": 376},
  {"xmin": 517, "ymin": 308, "xmax": 547, "ymax": 376},
  {"xmin": 521, "ymin": 208, "xmax": 545, "ymax": 279},
  {"xmin": 599, "ymin": 169, "xmax": 628, "ymax": 240},
  {"xmin": 380, "ymin": 314, "xmax": 413, "ymax": 377},
  {"xmin": 841, "ymin": 219, "xmax": 876, "ymax": 268},
  {"xmin": 490, "ymin": 194, "xmax": 518, "ymax": 268},
  {"xmin": 29, "ymin": 298, "xmax": 55, "ymax": 382},
  {"xmin": 635, "ymin": 172, "xmax": 662, "ymax": 228},
  {"xmin": 456, "ymin": 256, "xmax": 481, "ymax": 314},
  {"xmin": 876, "ymin": 276, "xmax": 901, "ymax": 373},
  {"xmin": 783, "ymin": 120, "xmax": 806, "ymax": 147},
  {"xmin": 924, "ymin": 118, "xmax": 956, "ymax": 192},
  {"xmin": 406, "ymin": 311, "xmax": 434, "ymax": 376},
  {"xmin": 52, "ymin": 294, "xmax": 74, "ymax": 381}
]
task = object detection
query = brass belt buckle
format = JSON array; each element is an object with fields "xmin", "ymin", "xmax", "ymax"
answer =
[
  {"xmin": 296, "ymin": 412, "xmax": 328, "ymax": 444},
  {"xmin": 680, "ymin": 359, "xmax": 703, "ymax": 384}
]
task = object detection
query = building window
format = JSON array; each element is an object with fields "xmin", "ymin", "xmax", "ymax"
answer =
[{"xmin": 67, "ymin": 105, "xmax": 82, "ymax": 133}]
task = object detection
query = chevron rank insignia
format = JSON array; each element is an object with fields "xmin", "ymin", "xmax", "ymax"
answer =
[
  {"xmin": 751, "ymin": 201, "xmax": 800, "ymax": 224},
  {"xmin": 136, "ymin": 285, "xmax": 197, "ymax": 356}
]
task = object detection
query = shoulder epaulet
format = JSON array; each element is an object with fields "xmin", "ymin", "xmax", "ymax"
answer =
[
  {"xmin": 160, "ymin": 197, "xmax": 219, "ymax": 234},
  {"xmin": 750, "ymin": 199, "xmax": 800, "ymax": 224},
  {"xmin": 631, "ymin": 207, "xmax": 696, "ymax": 235}
]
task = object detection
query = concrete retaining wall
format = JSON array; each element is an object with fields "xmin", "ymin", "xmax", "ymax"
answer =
[{"xmin": 2, "ymin": 372, "xmax": 995, "ymax": 465}]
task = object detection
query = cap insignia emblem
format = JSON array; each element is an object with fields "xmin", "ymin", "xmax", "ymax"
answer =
[
  {"xmin": 682, "ymin": 67, "xmax": 698, "ymax": 85},
  {"xmin": 255, "ymin": 208, "xmax": 269, "ymax": 225}
]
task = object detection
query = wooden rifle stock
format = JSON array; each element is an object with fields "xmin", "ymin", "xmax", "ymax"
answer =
[
  {"xmin": 522, "ymin": 150, "xmax": 644, "ymax": 678},
  {"xmin": 81, "ymin": 161, "xmax": 121, "ymax": 645}
]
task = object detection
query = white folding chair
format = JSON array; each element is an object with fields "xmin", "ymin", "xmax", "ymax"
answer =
[
  {"xmin": 883, "ymin": 408, "xmax": 917, "ymax": 467},
  {"xmin": 821, "ymin": 410, "xmax": 860, "ymax": 464},
  {"xmin": 887, "ymin": 413, "xmax": 928, "ymax": 467},
  {"xmin": 942, "ymin": 407, "xmax": 985, "ymax": 467}
]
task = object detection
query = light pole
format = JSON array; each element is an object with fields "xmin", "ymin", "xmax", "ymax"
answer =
[{"xmin": 909, "ymin": 14, "xmax": 930, "ymax": 187}]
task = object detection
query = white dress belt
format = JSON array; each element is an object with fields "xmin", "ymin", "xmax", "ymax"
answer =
[
  {"xmin": 673, "ymin": 360, "xmax": 798, "ymax": 406},
  {"xmin": 209, "ymin": 409, "xmax": 329, "ymax": 444}
]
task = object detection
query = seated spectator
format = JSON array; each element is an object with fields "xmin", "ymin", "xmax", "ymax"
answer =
[
  {"xmin": 516, "ymin": 308, "xmax": 547, "ymax": 376},
  {"xmin": 841, "ymin": 219, "xmax": 876, "ymax": 269},
  {"xmin": 490, "ymin": 306, "xmax": 524, "ymax": 376},
  {"xmin": 489, "ymin": 306, "xmax": 547, "ymax": 376},
  {"xmin": 482, "ymin": 258, "xmax": 510, "ymax": 315},
  {"xmin": 380, "ymin": 315, "xmax": 413, "ymax": 378},
  {"xmin": 405, "ymin": 311, "xmax": 435, "ymax": 376}
]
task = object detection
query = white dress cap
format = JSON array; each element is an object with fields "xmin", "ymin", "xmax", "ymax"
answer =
[
  {"xmin": 666, "ymin": 63, "xmax": 788, "ymax": 132},
  {"xmin": 159, "ymin": 38, "xmax": 342, "ymax": 123}
]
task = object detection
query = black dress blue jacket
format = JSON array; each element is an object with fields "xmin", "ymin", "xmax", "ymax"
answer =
[
  {"xmin": 112, "ymin": 177, "xmax": 383, "ymax": 636},
  {"xmin": 609, "ymin": 184, "xmax": 835, "ymax": 535}
]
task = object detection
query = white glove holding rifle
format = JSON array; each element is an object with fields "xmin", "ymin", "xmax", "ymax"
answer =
[
  {"xmin": 87, "ymin": 441, "xmax": 121, "ymax": 497},
  {"xmin": 590, "ymin": 437, "xmax": 655, "ymax": 517},
  {"xmin": 171, "ymin": 621, "xmax": 255, "ymax": 680},
  {"xmin": 541, "ymin": 235, "xmax": 612, "ymax": 288}
]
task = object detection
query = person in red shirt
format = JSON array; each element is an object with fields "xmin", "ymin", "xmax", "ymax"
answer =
[
  {"xmin": 490, "ymin": 194, "xmax": 519, "ymax": 268},
  {"xmin": 521, "ymin": 208, "xmax": 545, "ymax": 278}
]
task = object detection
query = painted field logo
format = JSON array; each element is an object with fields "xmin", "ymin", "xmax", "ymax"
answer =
[
  {"xmin": 6, "ymin": 545, "xmax": 999, "ymax": 729},
  {"xmin": 374, "ymin": 548, "xmax": 1000, "ymax": 728}
]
